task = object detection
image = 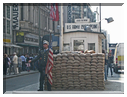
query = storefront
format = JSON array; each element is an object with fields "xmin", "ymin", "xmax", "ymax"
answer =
[
  {"xmin": 16, "ymin": 32, "xmax": 39, "ymax": 55},
  {"xmin": 63, "ymin": 31, "xmax": 105, "ymax": 53},
  {"xmin": 3, "ymin": 43, "xmax": 23, "ymax": 55}
]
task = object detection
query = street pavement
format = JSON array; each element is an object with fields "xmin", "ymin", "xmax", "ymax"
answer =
[
  {"xmin": 3, "ymin": 70, "xmax": 39, "ymax": 94},
  {"xmin": 3, "ymin": 70, "xmax": 39, "ymax": 79},
  {"xmin": 4, "ymin": 69, "xmax": 124, "ymax": 94}
]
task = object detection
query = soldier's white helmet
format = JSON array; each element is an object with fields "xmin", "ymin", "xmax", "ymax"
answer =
[{"xmin": 43, "ymin": 40, "xmax": 49, "ymax": 45}]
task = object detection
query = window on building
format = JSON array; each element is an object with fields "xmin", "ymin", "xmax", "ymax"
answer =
[
  {"xmin": 28, "ymin": 4, "xmax": 30, "ymax": 22},
  {"xmin": 7, "ymin": 5, "xmax": 10, "ymax": 19},
  {"xmin": 84, "ymin": 6, "xmax": 86, "ymax": 8},
  {"xmin": 21, "ymin": 4, "xmax": 23, "ymax": 21},
  {"xmin": 72, "ymin": 16, "xmax": 75, "ymax": 23},
  {"xmin": 35, "ymin": 39, "xmax": 38, "ymax": 42},
  {"xmin": 48, "ymin": 17, "xmax": 50, "ymax": 30},
  {"xmin": 3, "ymin": 19, "xmax": 6, "ymax": 33},
  {"xmin": 84, "ymin": 12, "xmax": 86, "ymax": 17},
  {"xmin": 7, "ymin": 20, "xmax": 10, "ymax": 34},
  {"xmin": 88, "ymin": 43, "xmax": 95, "ymax": 51},
  {"xmin": 63, "ymin": 44, "xmax": 70, "ymax": 51},
  {"xmin": 33, "ymin": 9, "xmax": 36, "ymax": 26},
  {"xmin": 74, "ymin": 40, "xmax": 84, "ymax": 51},
  {"xmin": 3, "ymin": 4, "xmax": 5, "ymax": 17}
]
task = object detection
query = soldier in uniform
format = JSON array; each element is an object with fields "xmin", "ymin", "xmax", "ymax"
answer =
[{"xmin": 29, "ymin": 40, "xmax": 51, "ymax": 91}]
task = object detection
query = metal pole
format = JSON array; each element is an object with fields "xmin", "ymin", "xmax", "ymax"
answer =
[
  {"xmin": 100, "ymin": 3, "xmax": 101, "ymax": 33},
  {"xmin": 39, "ymin": 4, "xmax": 41, "ymax": 50},
  {"xmin": 59, "ymin": 4, "xmax": 63, "ymax": 53}
]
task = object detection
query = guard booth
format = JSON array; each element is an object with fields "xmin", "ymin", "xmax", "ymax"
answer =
[{"xmin": 42, "ymin": 34, "xmax": 59, "ymax": 54}]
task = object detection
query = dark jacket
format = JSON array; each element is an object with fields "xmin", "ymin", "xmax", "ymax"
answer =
[
  {"xmin": 26, "ymin": 57, "xmax": 30, "ymax": 63},
  {"xmin": 108, "ymin": 56, "xmax": 113, "ymax": 64},
  {"xmin": 3, "ymin": 57, "xmax": 9, "ymax": 68},
  {"xmin": 31, "ymin": 49, "xmax": 49, "ymax": 72}
]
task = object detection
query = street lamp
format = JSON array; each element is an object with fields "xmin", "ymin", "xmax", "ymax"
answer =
[
  {"xmin": 105, "ymin": 17, "xmax": 114, "ymax": 23},
  {"xmin": 99, "ymin": 3, "xmax": 114, "ymax": 33}
]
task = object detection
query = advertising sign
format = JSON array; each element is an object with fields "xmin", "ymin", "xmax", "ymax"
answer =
[
  {"xmin": 12, "ymin": 3, "xmax": 19, "ymax": 30},
  {"xmin": 16, "ymin": 32, "xmax": 24, "ymax": 43}
]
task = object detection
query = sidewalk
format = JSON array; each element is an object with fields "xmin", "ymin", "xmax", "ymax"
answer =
[{"xmin": 3, "ymin": 70, "xmax": 39, "ymax": 79}]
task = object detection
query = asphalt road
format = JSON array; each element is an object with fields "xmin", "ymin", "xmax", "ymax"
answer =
[{"xmin": 3, "ymin": 72, "xmax": 40, "ymax": 93}]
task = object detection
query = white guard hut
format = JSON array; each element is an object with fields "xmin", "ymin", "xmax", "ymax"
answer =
[{"xmin": 63, "ymin": 18, "xmax": 106, "ymax": 53}]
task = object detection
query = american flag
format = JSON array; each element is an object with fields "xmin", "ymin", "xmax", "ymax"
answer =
[
  {"xmin": 45, "ymin": 39, "xmax": 53, "ymax": 85},
  {"xmin": 50, "ymin": 3, "xmax": 59, "ymax": 21}
]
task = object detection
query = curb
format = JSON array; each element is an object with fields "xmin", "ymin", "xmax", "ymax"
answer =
[{"xmin": 3, "ymin": 71, "xmax": 39, "ymax": 80}]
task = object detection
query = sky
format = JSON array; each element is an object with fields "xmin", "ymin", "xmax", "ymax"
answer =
[{"xmin": 91, "ymin": 5, "xmax": 125, "ymax": 43}]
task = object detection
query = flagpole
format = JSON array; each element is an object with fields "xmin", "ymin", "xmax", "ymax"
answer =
[
  {"xmin": 59, "ymin": 4, "xmax": 63, "ymax": 53},
  {"xmin": 39, "ymin": 4, "xmax": 41, "ymax": 50}
]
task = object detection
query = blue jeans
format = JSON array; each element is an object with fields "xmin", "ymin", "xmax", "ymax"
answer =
[
  {"xmin": 107, "ymin": 63, "xmax": 113, "ymax": 75},
  {"xmin": 26, "ymin": 67, "xmax": 30, "ymax": 71},
  {"xmin": 104, "ymin": 65, "xmax": 107, "ymax": 80}
]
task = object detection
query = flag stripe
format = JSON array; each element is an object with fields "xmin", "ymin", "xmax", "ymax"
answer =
[
  {"xmin": 50, "ymin": 3, "xmax": 59, "ymax": 21},
  {"xmin": 48, "ymin": 57, "xmax": 53, "ymax": 65},
  {"xmin": 45, "ymin": 38, "xmax": 53, "ymax": 85}
]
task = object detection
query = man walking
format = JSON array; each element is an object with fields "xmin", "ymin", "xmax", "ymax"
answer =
[
  {"xmin": 107, "ymin": 52, "xmax": 113, "ymax": 77},
  {"xmin": 20, "ymin": 54, "xmax": 26, "ymax": 71},
  {"xmin": 12, "ymin": 52, "xmax": 18, "ymax": 75},
  {"xmin": 29, "ymin": 40, "xmax": 51, "ymax": 91}
]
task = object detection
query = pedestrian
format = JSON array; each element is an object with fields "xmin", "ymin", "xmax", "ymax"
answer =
[
  {"xmin": 30, "ymin": 54, "xmax": 34, "ymax": 70},
  {"xmin": 7, "ymin": 55, "xmax": 11, "ymax": 75},
  {"xmin": 12, "ymin": 52, "xmax": 18, "ymax": 75},
  {"xmin": 26, "ymin": 55, "xmax": 31, "ymax": 72},
  {"xmin": 18, "ymin": 55, "xmax": 22, "ymax": 73},
  {"xmin": 107, "ymin": 52, "xmax": 113, "ymax": 77},
  {"xmin": 29, "ymin": 40, "xmax": 51, "ymax": 91},
  {"xmin": 3, "ymin": 54, "xmax": 9, "ymax": 75},
  {"xmin": 9, "ymin": 54, "xmax": 14, "ymax": 75},
  {"xmin": 20, "ymin": 54, "xmax": 26, "ymax": 71},
  {"xmin": 102, "ymin": 50, "xmax": 108, "ymax": 81}
]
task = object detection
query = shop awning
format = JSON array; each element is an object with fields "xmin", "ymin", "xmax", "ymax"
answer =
[
  {"xmin": 3, "ymin": 43, "xmax": 23, "ymax": 48},
  {"xmin": 25, "ymin": 33, "xmax": 39, "ymax": 39},
  {"xmin": 16, "ymin": 43, "xmax": 39, "ymax": 48}
]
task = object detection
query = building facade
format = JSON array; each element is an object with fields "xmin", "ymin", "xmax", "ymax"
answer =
[
  {"xmin": 3, "ymin": 3, "xmax": 60, "ymax": 55},
  {"xmin": 63, "ymin": 4, "xmax": 96, "ymax": 23},
  {"xmin": 3, "ymin": 4, "xmax": 22, "ymax": 55},
  {"xmin": 101, "ymin": 30, "xmax": 109, "ymax": 53},
  {"xmin": 63, "ymin": 3, "xmax": 96, "ymax": 32}
]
